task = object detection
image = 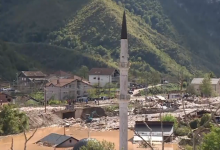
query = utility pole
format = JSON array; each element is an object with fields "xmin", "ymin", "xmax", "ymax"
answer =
[
  {"xmin": 109, "ymin": 75, "xmax": 111, "ymax": 99},
  {"xmin": 98, "ymin": 76, "xmax": 100, "ymax": 105},
  {"xmin": 44, "ymin": 86, "xmax": 46, "ymax": 113}
]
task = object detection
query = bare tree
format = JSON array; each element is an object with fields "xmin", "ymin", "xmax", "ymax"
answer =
[
  {"xmin": 23, "ymin": 128, "xmax": 38, "ymax": 150},
  {"xmin": 132, "ymin": 120, "xmax": 154, "ymax": 150},
  {"xmin": 133, "ymin": 129, "xmax": 154, "ymax": 150},
  {"xmin": 10, "ymin": 138, "xmax": 13, "ymax": 150},
  {"xmin": 160, "ymin": 107, "xmax": 164, "ymax": 150},
  {"xmin": 181, "ymin": 98, "xmax": 220, "ymax": 150}
]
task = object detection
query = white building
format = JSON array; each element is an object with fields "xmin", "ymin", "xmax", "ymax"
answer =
[
  {"xmin": 191, "ymin": 78, "xmax": 220, "ymax": 96},
  {"xmin": 133, "ymin": 121, "xmax": 174, "ymax": 143},
  {"xmin": 88, "ymin": 68, "xmax": 120, "ymax": 87},
  {"xmin": 45, "ymin": 79, "xmax": 92, "ymax": 101}
]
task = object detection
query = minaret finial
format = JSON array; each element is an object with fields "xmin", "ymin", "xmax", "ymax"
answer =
[{"xmin": 121, "ymin": 11, "xmax": 127, "ymax": 39}]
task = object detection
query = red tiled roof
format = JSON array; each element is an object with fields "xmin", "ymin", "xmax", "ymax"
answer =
[
  {"xmin": 46, "ymin": 79, "xmax": 75, "ymax": 87},
  {"xmin": 46, "ymin": 79, "xmax": 92, "ymax": 87},
  {"xmin": 89, "ymin": 68, "xmax": 116, "ymax": 75},
  {"xmin": 53, "ymin": 70, "xmax": 71, "ymax": 77}
]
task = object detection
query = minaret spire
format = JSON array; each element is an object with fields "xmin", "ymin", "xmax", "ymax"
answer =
[{"xmin": 121, "ymin": 11, "xmax": 127, "ymax": 39}]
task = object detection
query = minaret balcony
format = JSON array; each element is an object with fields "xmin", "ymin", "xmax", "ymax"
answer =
[{"xmin": 119, "ymin": 62, "xmax": 130, "ymax": 68}]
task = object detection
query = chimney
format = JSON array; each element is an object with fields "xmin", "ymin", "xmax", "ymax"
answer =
[{"xmin": 57, "ymin": 79, "xmax": 60, "ymax": 84}]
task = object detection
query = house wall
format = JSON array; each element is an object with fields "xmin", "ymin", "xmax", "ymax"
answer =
[
  {"xmin": 89, "ymin": 75, "xmax": 112, "ymax": 87},
  {"xmin": 213, "ymin": 83, "xmax": 220, "ymax": 95},
  {"xmin": 45, "ymin": 81, "xmax": 92, "ymax": 101},
  {"xmin": 192, "ymin": 83, "xmax": 220, "ymax": 96},
  {"xmin": 57, "ymin": 138, "xmax": 78, "ymax": 148}
]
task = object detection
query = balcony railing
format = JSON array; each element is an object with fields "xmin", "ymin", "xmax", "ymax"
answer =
[{"xmin": 119, "ymin": 62, "xmax": 130, "ymax": 68}]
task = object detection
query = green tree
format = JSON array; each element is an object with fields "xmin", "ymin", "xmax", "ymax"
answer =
[
  {"xmin": 186, "ymin": 84, "xmax": 197, "ymax": 95},
  {"xmin": 200, "ymin": 75, "xmax": 213, "ymax": 97},
  {"xmin": 200, "ymin": 126, "xmax": 220, "ymax": 150},
  {"xmin": 209, "ymin": 72, "xmax": 216, "ymax": 78},
  {"xmin": 88, "ymin": 88, "xmax": 97, "ymax": 98},
  {"xmin": 189, "ymin": 119, "xmax": 199, "ymax": 129},
  {"xmin": 0, "ymin": 105, "xmax": 29, "ymax": 135},
  {"xmin": 150, "ymin": 71, "xmax": 161, "ymax": 86},
  {"xmin": 200, "ymin": 114, "xmax": 212, "ymax": 128},
  {"xmin": 79, "ymin": 65, "xmax": 89, "ymax": 79},
  {"xmin": 161, "ymin": 114, "xmax": 178, "ymax": 129},
  {"xmin": 80, "ymin": 140, "xmax": 115, "ymax": 150}
]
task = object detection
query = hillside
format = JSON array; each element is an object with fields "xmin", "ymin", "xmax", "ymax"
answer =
[
  {"xmin": 0, "ymin": 41, "xmax": 41, "ymax": 80},
  {"xmin": 1, "ymin": 0, "xmax": 220, "ymax": 80}
]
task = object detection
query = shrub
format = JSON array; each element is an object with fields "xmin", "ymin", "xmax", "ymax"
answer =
[
  {"xmin": 190, "ymin": 118, "xmax": 200, "ymax": 129},
  {"xmin": 200, "ymin": 126, "xmax": 220, "ymax": 150},
  {"xmin": 175, "ymin": 126, "xmax": 190, "ymax": 136},
  {"xmin": 104, "ymin": 105, "xmax": 119, "ymax": 112},
  {"xmin": 161, "ymin": 114, "xmax": 178, "ymax": 129},
  {"xmin": 49, "ymin": 100, "xmax": 62, "ymax": 105},
  {"xmin": 185, "ymin": 145, "xmax": 193, "ymax": 150},
  {"xmin": 0, "ymin": 105, "xmax": 29, "ymax": 135},
  {"xmin": 200, "ymin": 114, "xmax": 211, "ymax": 128},
  {"xmin": 80, "ymin": 140, "xmax": 115, "ymax": 150}
]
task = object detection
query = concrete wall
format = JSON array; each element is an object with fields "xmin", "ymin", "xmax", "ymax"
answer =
[
  {"xmin": 89, "ymin": 75, "xmax": 112, "ymax": 87},
  {"xmin": 45, "ymin": 81, "xmax": 92, "ymax": 101},
  {"xmin": 57, "ymin": 138, "xmax": 78, "ymax": 148}
]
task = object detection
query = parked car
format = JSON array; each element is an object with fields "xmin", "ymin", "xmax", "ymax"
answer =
[{"xmin": 128, "ymin": 91, "xmax": 133, "ymax": 94}]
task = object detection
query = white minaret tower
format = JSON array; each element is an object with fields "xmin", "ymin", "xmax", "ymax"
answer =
[{"xmin": 119, "ymin": 11, "xmax": 130, "ymax": 150}]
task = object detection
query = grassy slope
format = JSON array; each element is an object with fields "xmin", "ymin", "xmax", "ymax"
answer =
[
  {"xmin": 9, "ymin": 43, "xmax": 111, "ymax": 72},
  {"xmin": 0, "ymin": 0, "xmax": 220, "ymax": 79},
  {"xmin": 0, "ymin": 41, "xmax": 41, "ymax": 80},
  {"xmin": 47, "ymin": 0, "xmax": 190, "ymax": 76}
]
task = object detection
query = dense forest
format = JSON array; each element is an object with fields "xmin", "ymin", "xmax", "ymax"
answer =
[{"xmin": 0, "ymin": 0, "xmax": 220, "ymax": 80}]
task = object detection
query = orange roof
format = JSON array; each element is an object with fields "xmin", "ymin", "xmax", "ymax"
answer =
[{"xmin": 46, "ymin": 79, "xmax": 75, "ymax": 87}]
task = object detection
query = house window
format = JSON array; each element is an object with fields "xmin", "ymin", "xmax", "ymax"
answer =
[
  {"xmin": 69, "ymin": 85, "xmax": 71, "ymax": 88},
  {"xmin": 69, "ymin": 139, "xmax": 72, "ymax": 143},
  {"xmin": 93, "ymin": 77, "xmax": 96, "ymax": 79}
]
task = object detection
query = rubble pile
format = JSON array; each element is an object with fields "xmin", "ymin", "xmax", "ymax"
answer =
[
  {"xmin": 19, "ymin": 106, "xmax": 65, "ymax": 112},
  {"xmin": 83, "ymin": 115, "xmax": 146, "ymax": 131},
  {"xmin": 27, "ymin": 112, "xmax": 64, "ymax": 128}
]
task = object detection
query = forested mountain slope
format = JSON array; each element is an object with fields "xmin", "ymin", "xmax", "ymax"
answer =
[{"xmin": 0, "ymin": 0, "xmax": 220, "ymax": 80}]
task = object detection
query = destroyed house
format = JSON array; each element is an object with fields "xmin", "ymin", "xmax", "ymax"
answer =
[
  {"xmin": 133, "ymin": 121, "xmax": 174, "ymax": 143},
  {"xmin": 36, "ymin": 133, "xmax": 79, "ymax": 148},
  {"xmin": 18, "ymin": 71, "xmax": 47, "ymax": 91}
]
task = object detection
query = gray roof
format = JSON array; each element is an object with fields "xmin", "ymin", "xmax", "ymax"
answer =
[
  {"xmin": 135, "ymin": 124, "xmax": 173, "ymax": 133},
  {"xmin": 37, "ymin": 133, "xmax": 77, "ymax": 147},
  {"xmin": 191, "ymin": 78, "xmax": 220, "ymax": 85}
]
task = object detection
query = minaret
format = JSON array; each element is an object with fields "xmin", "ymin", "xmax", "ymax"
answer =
[{"xmin": 119, "ymin": 11, "xmax": 130, "ymax": 150}]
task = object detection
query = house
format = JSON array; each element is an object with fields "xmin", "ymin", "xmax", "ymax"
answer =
[
  {"xmin": 18, "ymin": 71, "xmax": 47, "ymax": 91},
  {"xmin": 89, "ymin": 68, "xmax": 120, "ymax": 87},
  {"xmin": 0, "ymin": 92, "xmax": 13, "ymax": 105},
  {"xmin": 48, "ymin": 70, "xmax": 87, "ymax": 82},
  {"xmin": 168, "ymin": 91, "xmax": 183, "ymax": 100},
  {"xmin": 133, "ymin": 121, "xmax": 174, "ymax": 143},
  {"xmin": 191, "ymin": 78, "xmax": 220, "ymax": 96},
  {"xmin": 45, "ymin": 79, "xmax": 92, "ymax": 101},
  {"xmin": 36, "ymin": 133, "xmax": 79, "ymax": 148}
]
